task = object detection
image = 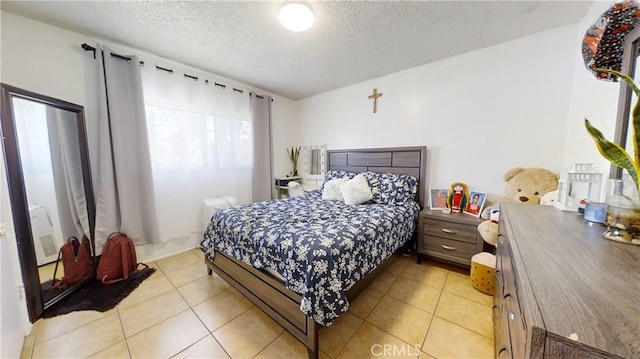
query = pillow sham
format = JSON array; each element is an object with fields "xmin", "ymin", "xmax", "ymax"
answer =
[
  {"xmin": 340, "ymin": 173, "xmax": 373, "ymax": 205},
  {"xmin": 322, "ymin": 178, "xmax": 349, "ymax": 201},
  {"xmin": 364, "ymin": 171, "xmax": 418, "ymax": 205}
]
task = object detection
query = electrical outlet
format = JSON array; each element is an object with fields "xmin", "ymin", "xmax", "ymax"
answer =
[{"xmin": 18, "ymin": 285, "xmax": 25, "ymax": 300}]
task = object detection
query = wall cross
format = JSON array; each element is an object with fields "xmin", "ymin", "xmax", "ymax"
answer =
[{"xmin": 368, "ymin": 88, "xmax": 383, "ymax": 113}]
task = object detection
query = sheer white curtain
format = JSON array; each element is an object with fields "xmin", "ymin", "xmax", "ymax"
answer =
[
  {"xmin": 142, "ymin": 66, "xmax": 251, "ymax": 242},
  {"xmin": 12, "ymin": 100, "xmax": 89, "ymax": 248},
  {"xmin": 12, "ymin": 99, "xmax": 66, "ymax": 244}
]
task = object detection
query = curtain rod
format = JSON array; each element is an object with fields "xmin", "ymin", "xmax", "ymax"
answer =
[
  {"xmin": 81, "ymin": 43, "xmax": 256, "ymax": 98},
  {"xmin": 81, "ymin": 43, "xmax": 144, "ymax": 66}
]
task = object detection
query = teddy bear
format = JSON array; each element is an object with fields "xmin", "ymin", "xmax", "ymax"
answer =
[
  {"xmin": 477, "ymin": 167, "xmax": 559, "ymax": 248},
  {"xmin": 503, "ymin": 167, "xmax": 559, "ymax": 204},
  {"xmin": 477, "ymin": 205, "xmax": 500, "ymax": 247},
  {"xmin": 472, "ymin": 167, "xmax": 559, "ymax": 295}
]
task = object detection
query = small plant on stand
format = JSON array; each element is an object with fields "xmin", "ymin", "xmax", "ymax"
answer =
[{"xmin": 287, "ymin": 146, "xmax": 301, "ymax": 177}]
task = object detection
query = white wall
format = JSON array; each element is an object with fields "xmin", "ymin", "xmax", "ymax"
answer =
[
  {"xmin": 0, "ymin": 151, "xmax": 31, "ymax": 359},
  {"xmin": 565, "ymin": 1, "xmax": 620, "ymax": 176},
  {"xmin": 271, "ymin": 96, "xmax": 301, "ymax": 178},
  {"xmin": 298, "ymin": 4, "xmax": 618, "ymax": 199},
  {"xmin": 0, "ymin": 11, "xmax": 299, "ymax": 261}
]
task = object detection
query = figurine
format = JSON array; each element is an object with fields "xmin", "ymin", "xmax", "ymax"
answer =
[{"xmin": 447, "ymin": 182, "xmax": 469, "ymax": 213}]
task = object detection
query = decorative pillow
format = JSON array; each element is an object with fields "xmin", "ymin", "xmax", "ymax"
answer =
[
  {"xmin": 320, "ymin": 170, "xmax": 357, "ymax": 191},
  {"xmin": 322, "ymin": 178, "xmax": 349, "ymax": 201},
  {"xmin": 340, "ymin": 174, "xmax": 373, "ymax": 205},
  {"xmin": 364, "ymin": 171, "xmax": 418, "ymax": 205}
]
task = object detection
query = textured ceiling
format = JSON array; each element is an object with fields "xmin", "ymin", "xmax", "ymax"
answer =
[{"xmin": 1, "ymin": 1, "xmax": 593, "ymax": 100}]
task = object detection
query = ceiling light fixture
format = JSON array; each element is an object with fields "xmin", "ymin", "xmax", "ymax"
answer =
[{"xmin": 279, "ymin": 2, "xmax": 314, "ymax": 32}]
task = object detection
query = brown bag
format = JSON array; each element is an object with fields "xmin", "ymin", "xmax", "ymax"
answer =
[
  {"xmin": 96, "ymin": 232, "xmax": 146, "ymax": 284},
  {"xmin": 52, "ymin": 235, "xmax": 94, "ymax": 289}
]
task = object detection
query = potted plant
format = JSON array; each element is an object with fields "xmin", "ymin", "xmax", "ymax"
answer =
[
  {"xmin": 287, "ymin": 146, "xmax": 301, "ymax": 177},
  {"xmin": 585, "ymin": 68, "xmax": 640, "ymax": 245}
]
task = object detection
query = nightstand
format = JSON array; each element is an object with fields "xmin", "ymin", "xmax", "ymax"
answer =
[{"xmin": 417, "ymin": 209, "xmax": 484, "ymax": 267}]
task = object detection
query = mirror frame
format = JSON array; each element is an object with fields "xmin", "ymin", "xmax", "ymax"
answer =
[
  {"xmin": 0, "ymin": 83, "xmax": 96, "ymax": 322},
  {"xmin": 610, "ymin": 26, "xmax": 640, "ymax": 179},
  {"xmin": 303, "ymin": 144, "xmax": 326, "ymax": 179}
]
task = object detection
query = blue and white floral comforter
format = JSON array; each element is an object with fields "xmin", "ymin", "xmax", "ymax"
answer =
[{"xmin": 200, "ymin": 190, "xmax": 420, "ymax": 326}]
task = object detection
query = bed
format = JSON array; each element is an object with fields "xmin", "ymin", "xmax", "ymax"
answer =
[{"xmin": 200, "ymin": 146, "xmax": 426, "ymax": 358}]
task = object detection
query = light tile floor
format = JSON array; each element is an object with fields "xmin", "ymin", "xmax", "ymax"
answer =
[{"xmin": 21, "ymin": 249, "xmax": 494, "ymax": 359}]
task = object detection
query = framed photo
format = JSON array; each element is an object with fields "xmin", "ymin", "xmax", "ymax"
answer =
[
  {"xmin": 430, "ymin": 188, "xmax": 450, "ymax": 210},
  {"xmin": 464, "ymin": 191, "xmax": 487, "ymax": 217}
]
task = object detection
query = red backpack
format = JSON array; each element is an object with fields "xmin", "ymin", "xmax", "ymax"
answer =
[
  {"xmin": 52, "ymin": 235, "xmax": 94, "ymax": 289},
  {"xmin": 97, "ymin": 232, "xmax": 146, "ymax": 284}
]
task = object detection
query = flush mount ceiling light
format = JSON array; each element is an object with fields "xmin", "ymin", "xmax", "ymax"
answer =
[{"xmin": 279, "ymin": 2, "xmax": 314, "ymax": 32}]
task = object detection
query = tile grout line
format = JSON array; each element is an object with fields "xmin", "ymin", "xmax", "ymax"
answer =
[
  {"xmin": 172, "ymin": 272, "xmax": 234, "ymax": 359},
  {"xmin": 330, "ymin": 316, "xmax": 365, "ymax": 359},
  {"xmin": 442, "ymin": 290, "xmax": 493, "ymax": 308},
  {"xmin": 173, "ymin": 330, "xmax": 213, "ymax": 359},
  {"xmin": 352, "ymin": 288, "xmax": 424, "ymax": 355},
  {"xmin": 115, "ymin": 306, "xmax": 133, "ymax": 359},
  {"xmin": 121, "ymin": 263, "xmax": 188, "ymax": 357},
  {"xmin": 432, "ymin": 315, "xmax": 495, "ymax": 341},
  {"xmin": 421, "ymin": 272, "xmax": 448, "ymax": 358},
  {"xmin": 250, "ymin": 330, "xmax": 286, "ymax": 359}
]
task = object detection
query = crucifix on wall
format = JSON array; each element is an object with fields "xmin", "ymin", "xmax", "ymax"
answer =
[{"xmin": 368, "ymin": 88, "xmax": 383, "ymax": 113}]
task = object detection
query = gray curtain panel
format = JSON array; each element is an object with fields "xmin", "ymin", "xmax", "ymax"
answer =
[
  {"xmin": 250, "ymin": 93, "xmax": 273, "ymax": 202},
  {"xmin": 46, "ymin": 106, "xmax": 89, "ymax": 239},
  {"xmin": 95, "ymin": 44, "xmax": 160, "ymax": 248}
]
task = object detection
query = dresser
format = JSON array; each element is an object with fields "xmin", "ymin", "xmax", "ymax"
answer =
[
  {"xmin": 417, "ymin": 209, "xmax": 484, "ymax": 267},
  {"xmin": 495, "ymin": 203, "xmax": 640, "ymax": 359}
]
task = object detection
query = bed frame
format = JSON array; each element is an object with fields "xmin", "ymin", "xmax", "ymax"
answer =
[{"xmin": 205, "ymin": 146, "xmax": 427, "ymax": 358}]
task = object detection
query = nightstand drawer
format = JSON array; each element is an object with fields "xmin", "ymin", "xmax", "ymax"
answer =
[
  {"xmin": 418, "ymin": 210, "xmax": 483, "ymax": 268},
  {"xmin": 423, "ymin": 218, "xmax": 477, "ymax": 243},
  {"xmin": 423, "ymin": 235, "xmax": 477, "ymax": 258}
]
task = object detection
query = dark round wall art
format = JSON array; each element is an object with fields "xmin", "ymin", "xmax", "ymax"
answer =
[{"xmin": 582, "ymin": 0, "xmax": 640, "ymax": 81}]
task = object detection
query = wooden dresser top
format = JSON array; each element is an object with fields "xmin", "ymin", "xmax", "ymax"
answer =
[
  {"xmin": 500, "ymin": 202, "xmax": 640, "ymax": 358},
  {"xmin": 421, "ymin": 209, "xmax": 484, "ymax": 225}
]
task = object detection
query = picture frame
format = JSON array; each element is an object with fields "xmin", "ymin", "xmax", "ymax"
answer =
[
  {"xmin": 463, "ymin": 191, "xmax": 487, "ymax": 217},
  {"xmin": 429, "ymin": 188, "xmax": 450, "ymax": 210}
]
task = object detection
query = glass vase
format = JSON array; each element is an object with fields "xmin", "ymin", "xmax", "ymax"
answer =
[{"xmin": 604, "ymin": 179, "xmax": 640, "ymax": 245}]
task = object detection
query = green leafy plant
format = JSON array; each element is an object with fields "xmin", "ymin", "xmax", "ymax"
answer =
[
  {"xmin": 287, "ymin": 146, "xmax": 301, "ymax": 176},
  {"xmin": 585, "ymin": 68, "xmax": 640, "ymax": 193}
]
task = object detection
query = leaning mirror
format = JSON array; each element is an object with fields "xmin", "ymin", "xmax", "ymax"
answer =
[
  {"xmin": 303, "ymin": 144, "xmax": 326, "ymax": 178},
  {"xmin": 0, "ymin": 84, "xmax": 96, "ymax": 322}
]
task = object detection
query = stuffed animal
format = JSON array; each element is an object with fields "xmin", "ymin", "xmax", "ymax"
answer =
[
  {"xmin": 287, "ymin": 181, "xmax": 305, "ymax": 197},
  {"xmin": 447, "ymin": 182, "xmax": 469, "ymax": 213},
  {"xmin": 503, "ymin": 167, "xmax": 559, "ymax": 204},
  {"xmin": 478, "ymin": 205, "xmax": 500, "ymax": 247},
  {"xmin": 478, "ymin": 167, "xmax": 558, "ymax": 246},
  {"xmin": 539, "ymin": 189, "xmax": 558, "ymax": 206}
]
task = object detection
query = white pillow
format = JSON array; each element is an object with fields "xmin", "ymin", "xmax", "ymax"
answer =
[
  {"xmin": 340, "ymin": 174, "xmax": 373, "ymax": 205},
  {"xmin": 322, "ymin": 178, "xmax": 349, "ymax": 201}
]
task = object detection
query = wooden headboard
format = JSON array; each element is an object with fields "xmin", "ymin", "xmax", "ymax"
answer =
[{"xmin": 326, "ymin": 146, "xmax": 427, "ymax": 208}]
